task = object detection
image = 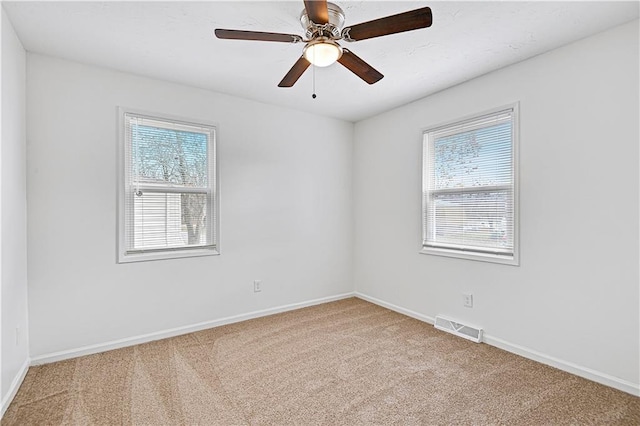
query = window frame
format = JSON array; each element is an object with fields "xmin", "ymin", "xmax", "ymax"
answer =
[
  {"xmin": 117, "ymin": 107, "xmax": 220, "ymax": 263},
  {"xmin": 420, "ymin": 103, "xmax": 519, "ymax": 265}
]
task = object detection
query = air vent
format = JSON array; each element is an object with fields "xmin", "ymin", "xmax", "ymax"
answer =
[{"xmin": 434, "ymin": 316, "xmax": 483, "ymax": 343}]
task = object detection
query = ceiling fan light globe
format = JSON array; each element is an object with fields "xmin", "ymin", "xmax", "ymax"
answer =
[{"xmin": 303, "ymin": 40, "xmax": 343, "ymax": 67}]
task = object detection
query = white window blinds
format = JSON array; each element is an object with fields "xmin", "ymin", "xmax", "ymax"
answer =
[
  {"xmin": 120, "ymin": 111, "xmax": 217, "ymax": 261},
  {"xmin": 423, "ymin": 107, "xmax": 517, "ymax": 261}
]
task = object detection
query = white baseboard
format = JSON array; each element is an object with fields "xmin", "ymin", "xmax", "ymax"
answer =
[
  {"xmin": 355, "ymin": 292, "xmax": 436, "ymax": 325},
  {"xmin": 354, "ymin": 292, "xmax": 640, "ymax": 397},
  {"xmin": 483, "ymin": 335, "xmax": 640, "ymax": 397},
  {"xmin": 1, "ymin": 358, "xmax": 30, "ymax": 418},
  {"xmin": 31, "ymin": 292, "xmax": 355, "ymax": 366}
]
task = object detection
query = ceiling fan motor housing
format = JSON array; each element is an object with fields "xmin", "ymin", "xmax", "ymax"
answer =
[{"xmin": 300, "ymin": 2, "xmax": 345, "ymax": 39}]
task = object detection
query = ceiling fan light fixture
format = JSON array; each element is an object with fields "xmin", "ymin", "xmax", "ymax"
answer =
[{"xmin": 303, "ymin": 39, "xmax": 343, "ymax": 67}]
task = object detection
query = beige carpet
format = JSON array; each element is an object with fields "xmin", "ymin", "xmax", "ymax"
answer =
[{"xmin": 3, "ymin": 298, "xmax": 639, "ymax": 425}]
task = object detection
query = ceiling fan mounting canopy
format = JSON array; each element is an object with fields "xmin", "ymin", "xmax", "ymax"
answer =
[
  {"xmin": 214, "ymin": 0, "xmax": 433, "ymax": 88},
  {"xmin": 300, "ymin": 2, "xmax": 345, "ymax": 40}
]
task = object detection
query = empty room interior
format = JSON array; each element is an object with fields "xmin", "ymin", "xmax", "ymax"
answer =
[{"xmin": 1, "ymin": 0, "xmax": 639, "ymax": 424}]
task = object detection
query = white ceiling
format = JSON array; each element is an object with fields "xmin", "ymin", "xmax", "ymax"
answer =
[{"xmin": 3, "ymin": 1, "xmax": 639, "ymax": 122}]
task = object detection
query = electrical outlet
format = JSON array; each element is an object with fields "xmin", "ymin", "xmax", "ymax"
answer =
[
  {"xmin": 463, "ymin": 293, "xmax": 473, "ymax": 308},
  {"xmin": 254, "ymin": 280, "xmax": 262, "ymax": 293}
]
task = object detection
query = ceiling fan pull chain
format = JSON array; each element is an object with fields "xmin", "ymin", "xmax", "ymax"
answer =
[{"xmin": 312, "ymin": 56, "xmax": 317, "ymax": 99}]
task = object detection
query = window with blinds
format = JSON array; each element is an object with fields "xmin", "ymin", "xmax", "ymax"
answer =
[
  {"xmin": 422, "ymin": 105, "xmax": 518, "ymax": 264},
  {"xmin": 118, "ymin": 109, "xmax": 218, "ymax": 263}
]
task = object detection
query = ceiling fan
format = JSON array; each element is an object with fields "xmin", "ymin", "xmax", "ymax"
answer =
[{"xmin": 214, "ymin": 1, "xmax": 432, "ymax": 87}]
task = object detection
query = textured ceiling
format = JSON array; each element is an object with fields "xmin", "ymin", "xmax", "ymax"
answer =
[{"xmin": 3, "ymin": 1, "xmax": 639, "ymax": 122}]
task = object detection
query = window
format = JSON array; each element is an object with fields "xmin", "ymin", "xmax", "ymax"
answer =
[
  {"xmin": 117, "ymin": 109, "xmax": 218, "ymax": 262},
  {"xmin": 422, "ymin": 104, "xmax": 518, "ymax": 264}
]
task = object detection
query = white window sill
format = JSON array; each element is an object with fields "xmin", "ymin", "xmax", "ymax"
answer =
[
  {"xmin": 118, "ymin": 246, "xmax": 220, "ymax": 263},
  {"xmin": 420, "ymin": 246, "xmax": 519, "ymax": 266}
]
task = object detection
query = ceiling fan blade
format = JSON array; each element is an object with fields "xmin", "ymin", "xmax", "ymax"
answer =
[
  {"xmin": 342, "ymin": 7, "xmax": 432, "ymax": 42},
  {"xmin": 278, "ymin": 56, "xmax": 311, "ymax": 87},
  {"xmin": 304, "ymin": 0, "xmax": 329, "ymax": 24},
  {"xmin": 337, "ymin": 49, "xmax": 383, "ymax": 85},
  {"xmin": 215, "ymin": 29, "xmax": 302, "ymax": 43}
]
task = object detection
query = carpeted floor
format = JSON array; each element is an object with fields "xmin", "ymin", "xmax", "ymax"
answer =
[{"xmin": 3, "ymin": 298, "xmax": 639, "ymax": 425}]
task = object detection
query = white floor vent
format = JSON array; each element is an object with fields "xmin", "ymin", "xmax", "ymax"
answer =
[{"xmin": 434, "ymin": 316, "xmax": 483, "ymax": 343}]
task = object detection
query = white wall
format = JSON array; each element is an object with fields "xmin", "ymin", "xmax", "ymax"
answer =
[
  {"xmin": 26, "ymin": 54, "xmax": 354, "ymax": 358},
  {"xmin": 353, "ymin": 20, "xmax": 639, "ymax": 393},
  {"xmin": 1, "ymin": 7, "xmax": 29, "ymax": 409}
]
